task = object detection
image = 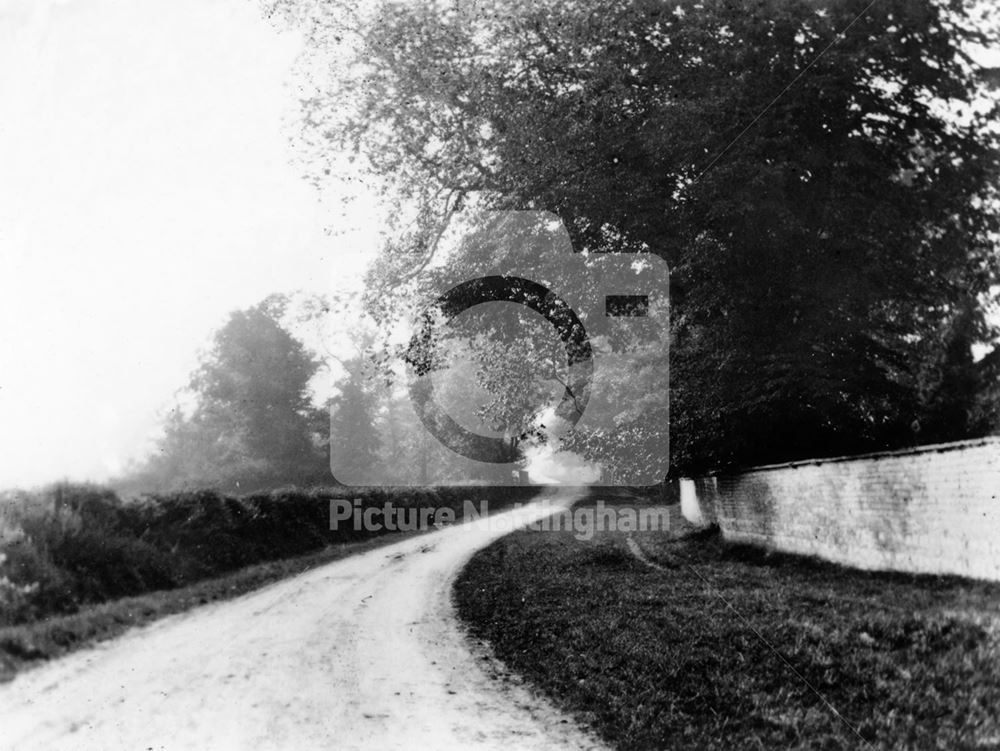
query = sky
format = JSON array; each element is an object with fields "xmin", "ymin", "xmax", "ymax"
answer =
[{"xmin": 0, "ymin": 0, "xmax": 380, "ymax": 488}]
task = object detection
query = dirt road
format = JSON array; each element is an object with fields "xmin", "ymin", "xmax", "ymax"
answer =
[{"xmin": 0, "ymin": 488, "xmax": 605, "ymax": 751}]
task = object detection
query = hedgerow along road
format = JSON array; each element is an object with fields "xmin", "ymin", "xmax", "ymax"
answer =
[{"xmin": 0, "ymin": 487, "xmax": 606, "ymax": 750}]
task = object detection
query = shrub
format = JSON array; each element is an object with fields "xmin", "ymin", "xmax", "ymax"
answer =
[{"xmin": 0, "ymin": 482, "xmax": 540, "ymax": 626}]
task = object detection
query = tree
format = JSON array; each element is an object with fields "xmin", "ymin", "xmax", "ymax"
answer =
[
  {"xmin": 328, "ymin": 359, "xmax": 382, "ymax": 484},
  {"xmin": 133, "ymin": 295, "xmax": 329, "ymax": 492},
  {"xmin": 916, "ymin": 296, "xmax": 997, "ymax": 442},
  {"xmin": 285, "ymin": 0, "xmax": 1000, "ymax": 474}
]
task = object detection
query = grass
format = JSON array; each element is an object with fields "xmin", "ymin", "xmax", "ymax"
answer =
[
  {"xmin": 0, "ymin": 530, "xmax": 428, "ymax": 683},
  {"xmin": 0, "ymin": 482, "xmax": 541, "ymax": 682},
  {"xmin": 0, "ymin": 483, "xmax": 540, "ymax": 626},
  {"xmin": 454, "ymin": 494, "xmax": 1000, "ymax": 750}
]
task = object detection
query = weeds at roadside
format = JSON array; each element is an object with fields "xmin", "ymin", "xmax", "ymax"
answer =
[{"xmin": 455, "ymin": 503, "xmax": 1000, "ymax": 750}]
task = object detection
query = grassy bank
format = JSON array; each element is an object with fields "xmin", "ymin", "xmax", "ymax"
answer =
[
  {"xmin": 0, "ymin": 483, "xmax": 538, "ymax": 628},
  {"xmin": 0, "ymin": 481, "xmax": 539, "ymax": 675},
  {"xmin": 0, "ymin": 533, "xmax": 420, "ymax": 682},
  {"xmin": 454, "ymin": 496, "xmax": 1000, "ymax": 750}
]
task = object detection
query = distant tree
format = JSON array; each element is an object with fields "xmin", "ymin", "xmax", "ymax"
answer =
[
  {"xmin": 328, "ymin": 359, "xmax": 382, "ymax": 484},
  {"xmin": 133, "ymin": 295, "xmax": 329, "ymax": 492}
]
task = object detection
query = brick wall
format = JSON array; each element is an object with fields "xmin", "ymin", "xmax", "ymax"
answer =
[{"xmin": 689, "ymin": 437, "xmax": 1000, "ymax": 581}]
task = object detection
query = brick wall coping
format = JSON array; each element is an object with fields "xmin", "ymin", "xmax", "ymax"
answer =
[{"xmin": 701, "ymin": 435, "xmax": 1000, "ymax": 477}]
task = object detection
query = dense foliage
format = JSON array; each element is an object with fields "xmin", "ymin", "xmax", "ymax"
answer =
[
  {"xmin": 122, "ymin": 295, "xmax": 331, "ymax": 493},
  {"xmin": 287, "ymin": 0, "xmax": 1000, "ymax": 473},
  {"xmin": 0, "ymin": 482, "xmax": 537, "ymax": 626}
]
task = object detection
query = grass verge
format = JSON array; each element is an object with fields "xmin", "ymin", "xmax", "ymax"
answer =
[{"xmin": 454, "ymin": 496, "xmax": 1000, "ymax": 750}]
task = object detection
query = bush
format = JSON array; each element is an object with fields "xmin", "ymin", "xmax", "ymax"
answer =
[{"xmin": 0, "ymin": 482, "xmax": 539, "ymax": 626}]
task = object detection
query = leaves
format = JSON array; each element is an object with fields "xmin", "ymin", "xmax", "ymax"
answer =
[
  {"xmin": 285, "ymin": 0, "xmax": 1000, "ymax": 472},
  {"xmin": 132, "ymin": 296, "xmax": 329, "ymax": 492}
]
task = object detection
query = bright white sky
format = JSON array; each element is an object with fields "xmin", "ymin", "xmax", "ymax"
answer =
[{"xmin": 0, "ymin": 0, "xmax": 380, "ymax": 489}]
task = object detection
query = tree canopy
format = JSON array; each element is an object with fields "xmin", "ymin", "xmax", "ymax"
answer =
[
  {"xmin": 283, "ymin": 0, "xmax": 1000, "ymax": 474},
  {"xmin": 126, "ymin": 296, "xmax": 330, "ymax": 493}
]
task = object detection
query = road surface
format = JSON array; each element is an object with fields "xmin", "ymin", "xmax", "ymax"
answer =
[{"xmin": 0, "ymin": 488, "xmax": 606, "ymax": 751}]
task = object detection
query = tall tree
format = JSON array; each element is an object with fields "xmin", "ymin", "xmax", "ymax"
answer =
[
  {"xmin": 135, "ymin": 295, "xmax": 329, "ymax": 492},
  {"xmin": 285, "ymin": 0, "xmax": 1000, "ymax": 473},
  {"xmin": 328, "ymin": 358, "xmax": 382, "ymax": 484}
]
